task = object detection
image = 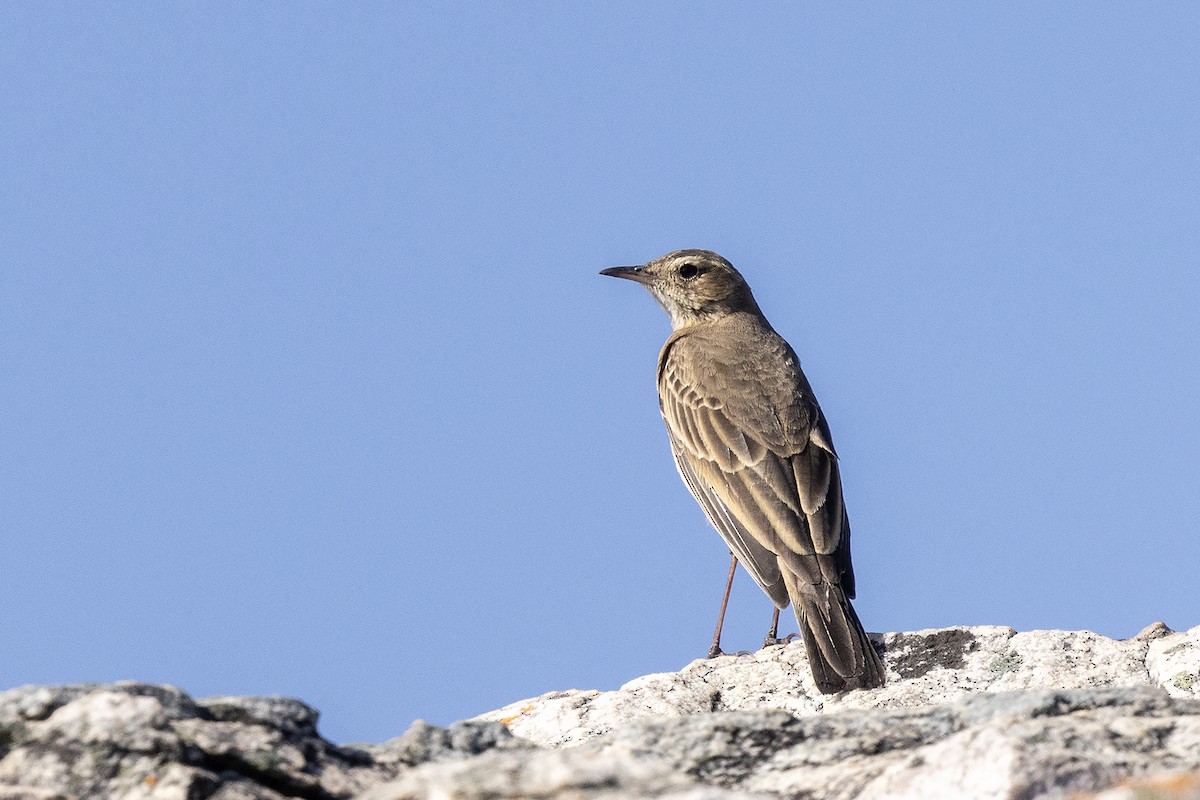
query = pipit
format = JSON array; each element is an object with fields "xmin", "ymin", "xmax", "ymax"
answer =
[{"xmin": 601, "ymin": 249, "xmax": 885, "ymax": 693}]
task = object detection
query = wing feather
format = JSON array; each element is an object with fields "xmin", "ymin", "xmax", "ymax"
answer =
[
  {"xmin": 666, "ymin": 429, "xmax": 789, "ymax": 607},
  {"xmin": 657, "ymin": 327, "xmax": 854, "ymax": 604}
]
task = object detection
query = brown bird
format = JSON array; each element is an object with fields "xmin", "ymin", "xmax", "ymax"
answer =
[{"xmin": 601, "ymin": 249, "xmax": 885, "ymax": 693}]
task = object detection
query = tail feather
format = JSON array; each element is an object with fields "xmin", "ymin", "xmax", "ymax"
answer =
[{"xmin": 790, "ymin": 580, "xmax": 885, "ymax": 693}]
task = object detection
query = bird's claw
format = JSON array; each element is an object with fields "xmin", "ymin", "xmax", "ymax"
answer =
[
  {"xmin": 709, "ymin": 645, "xmax": 756, "ymax": 658},
  {"xmin": 762, "ymin": 632, "xmax": 801, "ymax": 649}
]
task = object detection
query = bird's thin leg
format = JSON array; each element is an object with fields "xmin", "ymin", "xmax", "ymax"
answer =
[
  {"xmin": 707, "ymin": 553, "xmax": 738, "ymax": 658},
  {"xmin": 763, "ymin": 607, "xmax": 782, "ymax": 648},
  {"xmin": 763, "ymin": 606, "xmax": 800, "ymax": 648}
]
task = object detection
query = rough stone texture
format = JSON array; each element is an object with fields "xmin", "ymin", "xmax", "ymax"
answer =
[
  {"xmin": 593, "ymin": 688, "xmax": 1200, "ymax": 799},
  {"xmin": 0, "ymin": 683, "xmax": 516, "ymax": 800},
  {"xmin": 3, "ymin": 625, "xmax": 1199, "ymax": 800},
  {"xmin": 356, "ymin": 748, "xmax": 763, "ymax": 800},
  {"xmin": 479, "ymin": 626, "xmax": 1200, "ymax": 747},
  {"xmin": 1151, "ymin": 631, "xmax": 1200, "ymax": 699}
]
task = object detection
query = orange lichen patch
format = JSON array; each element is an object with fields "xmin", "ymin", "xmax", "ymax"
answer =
[
  {"xmin": 498, "ymin": 704, "xmax": 537, "ymax": 726},
  {"xmin": 1137, "ymin": 772, "xmax": 1200, "ymax": 798},
  {"xmin": 1079, "ymin": 771, "xmax": 1200, "ymax": 799},
  {"xmin": 144, "ymin": 774, "xmax": 157, "ymax": 787}
]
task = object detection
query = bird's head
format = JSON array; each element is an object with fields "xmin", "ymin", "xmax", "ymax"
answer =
[{"xmin": 600, "ymin": 249, "xmax": 760, "ymax": 328}]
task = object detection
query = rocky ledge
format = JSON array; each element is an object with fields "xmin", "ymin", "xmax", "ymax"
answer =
[{"xmin": 1, "ymin": 625, "xmax": 1198, "ymax": 799}]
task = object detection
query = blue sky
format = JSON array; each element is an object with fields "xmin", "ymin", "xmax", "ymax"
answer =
[{"xmin": 3, "ymin": 4, "xmax": 1198, "ymax": 744}]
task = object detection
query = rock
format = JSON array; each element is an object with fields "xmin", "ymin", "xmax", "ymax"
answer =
[
  {"xmin": 0, "ymin": 682, "xmax": 507, "ymax": 800},
  {"xmin": 585, "ymin": 687, "xmax": 1200, "ymax": 799},
  {"xmin": 480, "ymin": 626, "xmax": 1200, "ymax": 747},
  {"xmin": 1135, "ymin": 621, "xmax": 1177, "ymax": 641},
  {"xmin": 2, "ymin": 625, "xmax": 1199, "ymax": 799},
  {"xmin": 1150, "ymin": 631, "xmax": 1200, "ymax": 699},
  {"xmin": 1088, "ymin": 771, "xmax": 1200, "ymax": 799},
  {"xmin": 369, "ymin": 719, "xmax": 531, "ymax": 769},
  {"xmin": 357, "ymin": 749, "xmax": 764, "ymax": 800},
  {"xmin": 329, "ymin": 682, "xmax": 1200, "ymax": 800}
]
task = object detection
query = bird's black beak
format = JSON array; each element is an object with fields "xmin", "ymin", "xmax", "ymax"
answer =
[{"xmin": 599, "ymin": 265, "xmax": 652, "ymax": 284}]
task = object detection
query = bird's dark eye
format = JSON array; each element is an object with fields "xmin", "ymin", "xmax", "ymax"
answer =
[{"xmin": 678, "ymin": 263, "xmax": 699, "ymax": 280}]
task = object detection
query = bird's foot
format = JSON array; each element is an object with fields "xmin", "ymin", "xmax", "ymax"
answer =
[
  {"xmin": 762, "ymin": 632, "xmax": 801, "ymax": 648},
  {"xmin": 709, "ymin": 644, "xmax": 756, "ymax": 658}
]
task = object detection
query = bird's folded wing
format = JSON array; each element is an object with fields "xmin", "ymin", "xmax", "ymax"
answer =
[
  {"xmin": 666, "ymin": 427, "xmax": 789, "ymax": 607},
  {"xmin": 659, "ymin": 346, "xmax": 851, "ymax": 593}
]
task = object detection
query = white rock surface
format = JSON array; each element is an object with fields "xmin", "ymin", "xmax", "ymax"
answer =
[
  {"xmin": 479, "ymin": 625, "xmax": 1200, "ymax": 747},
  {"xmin": 2, "ymin": 625, "xmax": 1198, "ymax": 800}
]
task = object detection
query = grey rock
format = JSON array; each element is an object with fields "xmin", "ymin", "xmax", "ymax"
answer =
[
  {"xmin": 362, "ymin": 684, "xmax": 1200, "ymax": 800},
  {"xmin": 368, "ymin": 719, "xmax": 531, "ymax": 770},
  {"xmin": 3, "ymin": 626, "xmax": 1199, "ymax": 800},
  {"xmin": 2, "ymin": 684, "xmax": 359, "ymax": 799},
  {"xmin": 356, "ymin": 748, "xmax": 765, "ymax": 800},
  {"xmin": 0, "ymin": 683, "xmax": 536, "ymax": 800},
  {"xmin": 197, "ymin": 696, "xmax": 321, "ymax": 739},
  {"xmin": 479, "ymin": 625, "xmax": 1200, "ymax": 746},
  {"xmin": 588, "ymin": 687, "xmax": 1200, "ymax": 799}
]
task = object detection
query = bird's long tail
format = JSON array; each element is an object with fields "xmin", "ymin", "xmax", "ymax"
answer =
[{"xmin": 787, "ymin": 575, "xmax": 886, "ymax": 693}]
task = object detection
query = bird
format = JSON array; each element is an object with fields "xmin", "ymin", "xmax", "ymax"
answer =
[{"xmin": 600, "ymin": 249, "xmax": 885, "ymax": 693}]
